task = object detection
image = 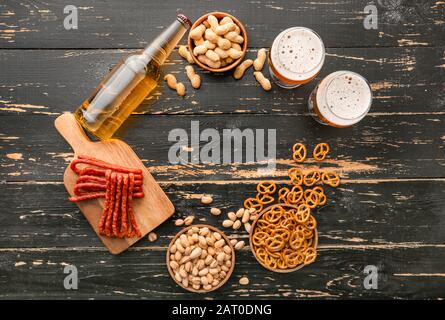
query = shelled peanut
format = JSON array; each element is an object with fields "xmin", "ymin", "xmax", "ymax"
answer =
[
  {"xmin": 168, "ymin": 226, "xmax": 234, "ymax": 292},
  {"xmin": 190, "ymin": 14, "xmax": 244, "ymax": 69},
  {"xmin": 222, "ymin": 207, "xmax": 257, "ymax": 237}
]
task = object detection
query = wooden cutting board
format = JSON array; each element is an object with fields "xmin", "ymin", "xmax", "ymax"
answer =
[{"xmin": 55, "ymin": 113, "xmax": 175, "ymax": 254}]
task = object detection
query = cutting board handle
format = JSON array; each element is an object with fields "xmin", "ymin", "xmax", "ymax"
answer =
[{"xmin": 55, "ymin": 113, "xmax": 91, "ymax": 152}]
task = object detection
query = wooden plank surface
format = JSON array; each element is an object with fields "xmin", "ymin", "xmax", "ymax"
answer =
[
  {"xmin": 1, "ymin": 0, "xmax": 444, "ymax": 49},
  {"xmin": 1, "ymin": 180, "xmax": 445, "ymax": 248},
  {"xmin": 1, "ymin": 0, "xmax": 444, "ymax": 300},
  {"xmin": 1, "ymin": 114, "xmax": 444, "ymax": 181},
  {"xmin": 0, "ymin": 47, "xmax": 444, "ymax": 115}
]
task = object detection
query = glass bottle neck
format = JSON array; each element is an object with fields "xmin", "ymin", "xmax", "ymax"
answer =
[{"xmin": 142, "ymin": 18, "xmax": 189, "ymax": 65}]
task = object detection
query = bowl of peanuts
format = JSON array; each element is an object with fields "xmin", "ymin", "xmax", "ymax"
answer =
[
  {"xmin": 166, "ymin": 224, "xmax": 235, "ymax": 293},
  {"xmin": 249, "ymin": 203, "xmax": 318, "ymax": 273},
  {"xmin": 188, "ymin": 12, "xmax": 248, "ymax": 72}
]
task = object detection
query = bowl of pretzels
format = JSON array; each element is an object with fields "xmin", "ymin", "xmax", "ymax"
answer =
[
  {"xmin": 188, "ymin": 12, "xmax": 248, "ymax": 72},
  {"xmin": 249, "ymin": 203, "xmax": 318, "ymax": 273}
]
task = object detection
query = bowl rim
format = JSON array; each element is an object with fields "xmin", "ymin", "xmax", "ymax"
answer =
[
  {"xmin": 249, "ymin": 203, "xmax": 318, "ymax": 273},
  {"xmin": 188, "ymin": 11, "xmax": 248, "ymax": 72},
  {"xmin": 166, "ymin": 224, "xmax": 236, "ymax": 293}
]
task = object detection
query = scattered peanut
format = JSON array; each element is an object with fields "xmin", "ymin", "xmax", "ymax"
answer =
[
  {"xmin": 201, "ymin": 195, "xmax": 213, "ymax": 205},
  {"xmin": 178, "ymin": 45, "xmax": 194, "ymax": 64},
  {"xmin": 253, "ymin": 48, "xmax": 267, "ymax": 71},
  {"xmin": 175, "ymin": 218, "xmax": 184, "ymax": 226},
  {"xmin": 210, "ymin": 207, "xmax": 222, "ymax": 216},
  {"xmin": 148, "ymin": 232, "xmax": 157, "ymax": 242},
  {"xmin": 233, "ymin": 220, "xmax": 242, "ymax": 230},
  {"xmin": 233, "ymin": 59, "xmax": 253, "ymax": 80},
  {"xmin": 244, "ymin": 222, "xmax": 252, "ymax": 233},
  {"xmin": 164, "ymin": 74, "xmax": 186, "ymax": 96},
  {"xmin": 253, "ymin": 71, "xmax": 272, "ymax": 91},
  {"xmin": 185, "ymin": 65, "xmax": 201, "ymax": 89},
  {"xmin": 239, "ymin": 276, "xmax": 249, "ymax": 285},
  {"xmin": 222, "ymin": 219, "xmax": 234, "ymax": 228},
  {"xmin": 236, "ymin": 208, "xmax": 244, "ymax": 218},
  {"xmin": 241, "ymin": 209, "xmax": 251, "ymax": 223},
  {"xmin": 234, "ymin": 240, "xmax": 245, "ymax": 250},
  {"xmin": 184, "ymin": 215, "xmax": 195, "ymax": 226},
  {"xmin": 168, "ymin": 226, "xmax": 233, "ymax": 292},
  {"xmin": 230, "ymin": 239, "xmax": 238, "ymax": 246}
]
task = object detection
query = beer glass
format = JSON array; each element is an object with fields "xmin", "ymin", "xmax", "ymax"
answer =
[
  {"xmin": 308, "ymin": 71, "xmax": 373, "ymax": 127},
  {"xmin": 268, "ymin": 27, "xmax": 325, "ymax": 88}
]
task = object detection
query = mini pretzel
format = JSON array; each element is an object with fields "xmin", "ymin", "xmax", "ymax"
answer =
[
  {"xmin": 272, "ymin": 228, "xmax": 291, "ymax": 242},
  {"xmin": 304, "ymin": 189, "xmax": 320, "ymax": 209},
  {"xmin": 263, "ymin": 207, "xmax": 283, "ymax": 223},
  {"xmin": 265, "ymin": 247, "xmax": 282, "ymax": 259},
  {"xmin": 264, "ymin": 235, "xmax": 286, "ymax": 252},
  {"xmin": 286, "ymin": 185, "xmax": 304, "ymax": 204},
  {"xmin": 277, "ymin": 257, "xmax": 288, "ymax": 269},
  {"xmin": 295, "ymin": 203, "xmax": 311, "ymax": 223},
  {"xmin": 302, "ymin": 226, "xmax": 314, "ymax": 239},
  {"xmin": 283, "ymin": 250, "xmax": 304, "ymax": 268},
  {"xmin": 264, "ymin": 255, "xmax": 278, "ymax": 269},
  {"xmin": 280, "ymin": 217, "xmax": 297, "ymax": 230},
  {"xmin": 288, "ymin": 167, "xmax": 304, "ymax": 186},
  {"xmin": 289, "ymin": 230, "xmax": 305, "ymax": 249},
  {"xmin": 244, "ymin": 197, "xmax": 263, "ymax": 211},
  {"xmin": 313, "ymin": 143, "xmax": 330, "ymax": 161},
  {"xmin": 303, "ymin": 248, "xmax": 317, "ymax": 265},
  {"xmin": 292, "ymin": 143, "xmax": 307, "ymax": 163},
  {"xmin": 257, "ymin": 181, "xmax": 277, "ymax": 195},
  {"xmin": 304, "ymin": 215, "xmax": 317, "ymax": 230},
  {"xmin": 312, "ymin": 186, "xmax": 327, "ymax": 206},
  {"xmin": 303, "ymin": 170, "xmax": 321, "ymax": 187},
  {"xmin": 256, "ymin": 193, "xmax": 275, "ymax": 205},
  {"xmin": 252, "ymin": 231, "xmax": 269, "ymax": 246},
  {"xmin": 321, "ymin": 171, "xmax": 341, "ymax": 187},
  {"xmin": 255, "ymin": 247, "xmax": 268, "ymax": 263}
]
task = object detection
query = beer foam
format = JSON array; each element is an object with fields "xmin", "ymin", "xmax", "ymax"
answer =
[
  {"xmin": 271, "ymin": 27, "xmax": 325, "ymax": 81},
  {"xmin": 317, "ymin": 71, "xmax": 372, "ymax": 126}
]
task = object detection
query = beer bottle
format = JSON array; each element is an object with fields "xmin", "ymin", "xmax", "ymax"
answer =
[{"xmin": 74, "ymin": 14, "xmax": 192, "ymax": 140}]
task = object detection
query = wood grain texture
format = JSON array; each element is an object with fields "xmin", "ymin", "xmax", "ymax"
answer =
[
  {"xmin": 1, "ymin": 0, "xmax": 444, "ymax": 49},
  {"xmin": 1, "ymin": 114, "xmax": 444, "ymax": 181},
  {"xmin": 0, "ymin": 0, "xmax": 444, "ymax": 300},
  {"xmin": 54, "ymin": 114, "xmax": 175, "ymax": 254},
  {"xmin": 1, "ymin": 247, "xmax": 445, "ymax": 299},
  {"xmin": 1, "ymin": 180, "xmax": 444, "ymax": 248},
  {"xmin": 0, "ymin": 47, "xmax": 444, "ymax": 115}
]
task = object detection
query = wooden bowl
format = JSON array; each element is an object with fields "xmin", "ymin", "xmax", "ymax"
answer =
[
  {"xmin": 166, "ymin": 224, "xmax": 235, "ymax": 293},
  {"xmin": 188, "ymin": 12, "xmax": 248, "ymax": 72},
  {"xmin": 249, "ymin": 204, "xmax": 318, "ymax": 273}
]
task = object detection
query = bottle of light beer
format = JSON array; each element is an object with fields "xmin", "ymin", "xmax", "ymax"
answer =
[{"xmin": 74, "ymin": 14, "xmax": 192, "ymax": 140}]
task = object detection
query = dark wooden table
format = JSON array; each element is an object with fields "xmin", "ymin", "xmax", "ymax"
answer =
[{"xmin": 1, "ymin": 0, "xmax": 444, "ymax": 299}]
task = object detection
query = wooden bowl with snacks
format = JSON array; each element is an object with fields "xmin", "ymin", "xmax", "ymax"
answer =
[
  {"xmin": 188, "ymin": 12, "xmax": 248, "ymax": 72},
  {"xmin": 249, "ymin": 204, "xmax": 318, "ymax": 273},
  {"xmin": 166, "ymin": 224, "xmax": 235, "ymax": 293}
]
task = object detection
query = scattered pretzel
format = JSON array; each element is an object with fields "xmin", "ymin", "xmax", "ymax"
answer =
[
  {"xmin": 303, "ymin": 170, "xmax": 321, "ymax": 187},
  {"xmin": 256, "ymin": 181, "xmax": 277, "ymax": 195},
  {"xmin": 292, "ymin": 143, "xmax": 307, "ymax": 163},
  {"xmin": 321, "ymin": 171, "xmax": 341, "ymax": 187},
  {"xmin": 313, "ymin": 143, "xmax": 330, "ymax": 161}
]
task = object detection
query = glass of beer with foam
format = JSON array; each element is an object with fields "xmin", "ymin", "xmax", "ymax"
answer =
[
  {"xmin": 308, "ymin": 71, "xmax": 373, "ymax": 127},
  {"xmin": 269, "ymin": 27, "xmax": 325, "ymax": 88}
]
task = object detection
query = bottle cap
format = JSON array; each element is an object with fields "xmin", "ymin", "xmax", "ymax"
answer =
[{"xmin": 177, "ymin": 14, "xmax": 192, "ymax": 28}]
